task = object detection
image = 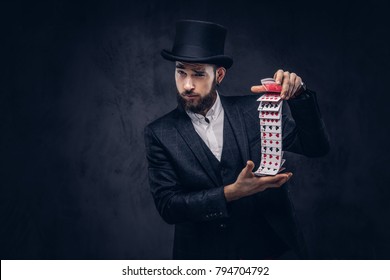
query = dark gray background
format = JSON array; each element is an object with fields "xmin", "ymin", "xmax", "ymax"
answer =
[{"xmin": 1, "ymin": 0, "xmax": 389, "ymax": 259}]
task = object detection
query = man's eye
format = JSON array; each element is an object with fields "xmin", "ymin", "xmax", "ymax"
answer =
[
  {"xmin": 194, "ymin": 73, "xmax": 205, "ymax": 77},
  {"xmin": 177, "ymin": 71, "xmax": 186, "ymax": 76}
]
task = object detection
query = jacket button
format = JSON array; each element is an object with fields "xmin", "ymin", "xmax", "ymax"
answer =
[
  {"xmin": 219, "ymin": 212, "xmax": 223, "ymax": 216},
  {"xmin": 219, "ymin": 223, "xmax": 227, "ymax": 229}
]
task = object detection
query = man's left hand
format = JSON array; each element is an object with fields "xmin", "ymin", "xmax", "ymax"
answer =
[{"xmin": 251, "ymin": 69, "xmax": 305, "ymax": 100}]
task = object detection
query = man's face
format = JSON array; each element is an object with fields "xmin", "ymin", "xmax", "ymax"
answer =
[{"xmin": 175, "ymin": 61, "xmax": 217, "ymax": 114}]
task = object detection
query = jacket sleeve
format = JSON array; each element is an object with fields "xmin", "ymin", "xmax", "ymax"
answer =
[
  {"xmin": 144, "ymin": 125, "xmax": 230, "ymax": 225},
  {"xmin": 282, "ymin": 90, "xmax": 330, "ymax": 157}
]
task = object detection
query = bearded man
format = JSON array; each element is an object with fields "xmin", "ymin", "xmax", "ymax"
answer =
[{"xmin": 144, "ymin": 20, "xmax": 329, "ymax": 259}]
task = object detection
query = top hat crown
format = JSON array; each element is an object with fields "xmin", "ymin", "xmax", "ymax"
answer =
[{"xmin": 161, "ymin": 20, "xmax": 233, "ymax": 69}]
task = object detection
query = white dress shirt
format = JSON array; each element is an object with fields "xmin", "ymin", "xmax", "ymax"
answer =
[{"xmin": 186, "ymin": 93, "xmax": 224, "ymax": 161}]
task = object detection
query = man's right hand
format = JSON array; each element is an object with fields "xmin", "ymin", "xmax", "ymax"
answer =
[{"xmin": 224, "ymin": 160, "xmax": 293, "ymax": 202}]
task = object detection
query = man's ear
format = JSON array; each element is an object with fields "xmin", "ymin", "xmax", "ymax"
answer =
[{"xmin": 216, "ymin": 67, "xmax": 226, "ymax": 84}]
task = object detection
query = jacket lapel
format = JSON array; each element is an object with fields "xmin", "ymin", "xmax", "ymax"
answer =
[
  {"xmin": 219, "ymin": 95, "xmax": 250, "ymax": 166},
  {"xmin": 173, "ymin": 95, "xmax": 251, "ymax": 187},
  {"xmin": 174, "ymin": 108, "xmax": 221, "ymax": 188}
]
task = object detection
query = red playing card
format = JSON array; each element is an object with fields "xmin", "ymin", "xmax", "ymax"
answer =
[{"xmin": 263, "ymin": 83, "xmax": 282, "ymax": 93}]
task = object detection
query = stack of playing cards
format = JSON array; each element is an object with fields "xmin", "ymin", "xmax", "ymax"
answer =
[{"xmin": 254, "ymin": 78, "xmax": 286, "ymax": 176}]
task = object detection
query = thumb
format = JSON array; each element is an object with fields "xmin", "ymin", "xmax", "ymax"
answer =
[
  {"xmin": 251, "ymin": 85, "xmax": 267, "ymax": 93},
  {"xmin": 240, "ymin": 160, "xmax": 255, "ymax": 177}
]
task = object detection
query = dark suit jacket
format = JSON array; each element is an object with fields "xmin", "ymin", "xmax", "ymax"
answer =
[{"xmin": 144, "ymin": 91, "xmax": 329, "ymax": 259}]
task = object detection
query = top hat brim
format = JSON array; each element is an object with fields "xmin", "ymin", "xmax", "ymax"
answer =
[{"xmin": 161, "ymin": 49, "xmax": 233, "ymax": 69}]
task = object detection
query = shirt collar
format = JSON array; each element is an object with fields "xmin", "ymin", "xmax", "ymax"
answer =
[{"xmin": 186, "ymin": 92, "xmax": 223, "ymax": 124}]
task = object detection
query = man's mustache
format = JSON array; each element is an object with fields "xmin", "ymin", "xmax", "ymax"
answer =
[{"xmin": 180, "ymin": 91, "xmax": 198, "ymax": 96}]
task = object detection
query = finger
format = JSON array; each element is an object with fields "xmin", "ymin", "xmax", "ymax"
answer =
[
  {"xmin": 286, "ymin": 73, "xmax": 297, "ymax": 99},
  {"xmin": 281, "ymin": 71, "xmax": 290, "ymax": 99},
  {"xmin": 263, "ymin": 172, "xmax": 293, "ymax": 189},
  {"xmin": 250, "ymin": 85, "xmax": 267, "ymax": 93},
  {"xmin": 291, "ymin": 76, "xmax": 303, "ymax": 98},
  {"xmin": 273, "ymin": 69, "xmax": 284, "ymax": 84},
  {"xmin": 275, "ymin": 172, "xmax": 293, "ymax": 184},
  {"xmin": 265, "ymin": 180, "xmax": 288, "ymax": 189},
  {"xmin": 256, "ymin": 172, "xmax": 292, "ymax": 184},
  {"xmin": 240, "ymin": 160, "xmax": 255, "ymax": 178}
]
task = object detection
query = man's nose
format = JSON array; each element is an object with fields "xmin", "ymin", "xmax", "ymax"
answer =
[{"xmin": 183, "ymin": 77, "xmax": 195, "ymax": 91}]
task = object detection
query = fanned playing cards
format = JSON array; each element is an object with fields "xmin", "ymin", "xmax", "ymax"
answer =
[{"xmin": 254, "ymin": 78, "xmax": 286, "ymax": 176}]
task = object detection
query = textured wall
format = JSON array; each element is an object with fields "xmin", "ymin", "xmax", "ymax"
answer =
[{"xmin": 1, "ymin": 0, "xmax": 389, "ymax": 259}]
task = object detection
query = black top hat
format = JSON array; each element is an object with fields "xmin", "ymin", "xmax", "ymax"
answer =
[{"xmin": 161, "ymin": 20, "xmax": 233, "ymax": 69}]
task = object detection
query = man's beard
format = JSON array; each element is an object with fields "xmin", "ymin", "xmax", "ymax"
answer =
[{"xmin": 177, "ymin": 82, "xmax": 218, "ymax": 114}]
